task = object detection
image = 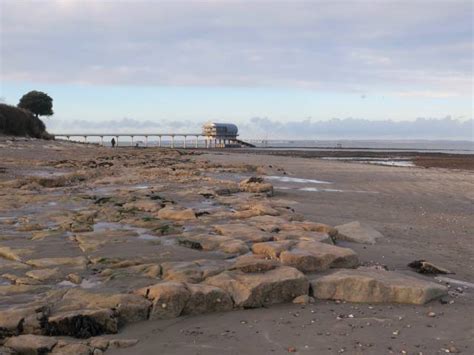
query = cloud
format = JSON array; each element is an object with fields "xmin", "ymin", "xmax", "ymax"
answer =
[
  {"xmin": 1, "ymin": 0, "xmax": 472, "ymax": 96},
  {"xmin": 46, "ymin": 116, "xmax": 474, "ymax": 140}
]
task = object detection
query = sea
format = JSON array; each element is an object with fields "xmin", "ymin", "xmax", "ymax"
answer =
[{"xmin": 246, "ymin": 139, "xmax": 474, "ymax": 154}]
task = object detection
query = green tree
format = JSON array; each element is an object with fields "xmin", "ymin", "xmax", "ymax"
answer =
[{"xmin": 18, "ymin": 91, "xmax": 54, "ymax": 118}]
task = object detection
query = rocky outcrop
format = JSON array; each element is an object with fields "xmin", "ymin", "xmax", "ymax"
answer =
[
  {"xmin": 335, "ymin": 221, "xmax": 384, "ymax": 244},
  {"xmin": 311, "ymin": 269, "xmax": 448, "ymax": 304},
  {"xmin": 205, "ymin": 266, "xmax": 308, "ymax": 308}
]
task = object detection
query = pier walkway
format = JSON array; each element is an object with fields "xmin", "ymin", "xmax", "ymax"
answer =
[{"xmin": 53, "ymin": 133, "xmax": 255, "ymax": 148}]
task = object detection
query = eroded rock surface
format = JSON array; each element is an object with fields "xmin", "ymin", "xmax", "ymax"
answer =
[
  {"xmin": 335, "ymin": 221, "xmax": 384, "ymax": 244},
  {"xmin": 311, "ymin": 269, "xmax": 448, "ymax": 304}
]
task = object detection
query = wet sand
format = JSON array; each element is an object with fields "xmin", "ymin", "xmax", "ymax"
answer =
[
  {"xmin": 113, "ymin": 151, "xmax": 474, "ymax": 355},
  {"xmin": 0, "ymin": 138, "xmax": 473, "ymax": 354},
  {"xmin": 212, "ymin": 148, "xmax": 474, "ymax": 170}
]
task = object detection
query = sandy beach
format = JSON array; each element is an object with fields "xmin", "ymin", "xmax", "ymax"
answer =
[{"xmin": 0, "ymin": 138, "xmax": 473, "ymax": 355}]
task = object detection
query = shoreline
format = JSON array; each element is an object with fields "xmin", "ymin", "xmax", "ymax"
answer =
[{"xmin": 197, "ymin": 148, "xmax": 474, "ymax": 171}]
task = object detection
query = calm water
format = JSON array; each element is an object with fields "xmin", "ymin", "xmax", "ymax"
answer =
[{"xmin": 247, "ymin": 139, "xmax": 474, "ymax": 154}]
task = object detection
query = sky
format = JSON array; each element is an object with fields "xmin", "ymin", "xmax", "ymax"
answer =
[{"xmin": 0, "ymin": 0, "xmax": 473, "ymax": 139}]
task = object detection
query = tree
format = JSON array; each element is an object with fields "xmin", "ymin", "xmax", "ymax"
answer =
[{"xmin": 18, "ymin": 91, "xmax": 54, "ymax": 118}]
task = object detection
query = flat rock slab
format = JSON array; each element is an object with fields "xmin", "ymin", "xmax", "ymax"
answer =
[
  {"xmin": 280, "ymin": 241, "xmax": 358, "ymax": 272},
  {"xmin": 229, "ymin": 254, "xmax": 280, "ymax": 273},
  {"xmin": 311, "ymin": 269, "xmax": 448, "ymax": 304},
  {"xmin": 177, "ymin": 234, "xmax": 249, "ymax": 255},
  {"xmin": 213, "ymin": 223, "xmax": 273, "ymax": 243},
  {"xmin": 273, "ymin": 230, "xmax": 333, "ymax": 244},
  {"xmin": 205, "ymin": 266, "xmax": 308, "ymax": 308},
  {"xmin": 4, "ymin": 334, "xmax": 57, "ymax": 354},
  {"xmin": 335, "ymin": 221, "xmax": 384, "ymax": 244},
  {"xmin": 157, "ymin": 207, "xmax": 196, "ymax": 221},
  {"xmin": 161, "ymin": 259, "xmax": 228, "ymax": 283}
]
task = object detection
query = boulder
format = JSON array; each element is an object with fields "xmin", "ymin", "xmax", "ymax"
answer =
[
  {"xmin": 135, "ymin": 281, "xmax": 190, "ymax": 320},
  {"xmin": 279, "ymin": 241, "xmax": 358, "ymax": 273},
  {"xmin": 251, "ymin": 240, "xmax": 296, "ymax": 259},
  {"xmin": 238, "ymin": 177, "xmax": 273, "ymax": 195},
  {"xmin": 311, "ymin": 269, "xmax": 448, "ymax": 304},
  {"xmin": 335, "ymin": 221, "xmax": 384, "ymax": 244},
  {"xmin": 182, "ymin": 283, "xmax": 233, "ymax": 315},
  {"xmin": 229, "ymin": 255, "xmax": 280, "ymax": 273},
  {"xmin": 205, "ymin": 266, "xmax": 308, "ymax": 308},
  {"xmin": 157, "ymin": 207, "xmax": 196, "ymax": 221},
  {"xmin": 4, "ymin": 334, "xmax": 57, "ymax": 355},
  {"xmin": 213, "ymin": 223, "xmax": 273, "ymax": 243}
]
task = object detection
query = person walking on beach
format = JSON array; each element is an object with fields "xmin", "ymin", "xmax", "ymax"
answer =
[{"xmin": 111, "ymin": 137, "xmax": 116, "ymax": 148}]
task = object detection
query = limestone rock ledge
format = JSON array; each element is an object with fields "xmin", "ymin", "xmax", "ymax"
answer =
[{"xmin": 311, "ymin": 269, "xmax": 448, "ymax": 305}]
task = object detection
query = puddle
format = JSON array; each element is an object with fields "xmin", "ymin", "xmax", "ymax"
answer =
[
  {"xmin": 58, "ymin": 278, "xmax": 102, "ymax": 289},
  {"xmin": 265, "ymin": 175, "xmax": 331, "ymax": 184},
  {"xmin": 322, "ymin": 157, "xmax": 414, "ymax": 167},
  {"xmin": 277, "ymin": 186, "xmax": 378, "ymax": 194},
  {"xmin": 26, "ymin": 170, "xmax": 69, "ymax": 178},
  {"xmin": 435, "ymin": 276, "xmax": 474, "ymax": 289},
  {"xmin": 137, "ymin": 234, "xmax": 161, "ymax": 241}
]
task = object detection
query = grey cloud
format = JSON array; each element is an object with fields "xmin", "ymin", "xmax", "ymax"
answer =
[
  {"xmin": 1, "ymin": 0, "xmax": 472, "ymax": 95},
  {"xmin": 240, "ymin": 117, "xmax": 474, "ymax": 140}
]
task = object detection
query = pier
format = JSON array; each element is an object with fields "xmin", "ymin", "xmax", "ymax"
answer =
[
  {"xmin": 53, "ymin": 133, "xmax": 255, "ymax": 148},
  {"xmin": 53, "ymin": 122, "xmax": 255, "ymax": 148}
]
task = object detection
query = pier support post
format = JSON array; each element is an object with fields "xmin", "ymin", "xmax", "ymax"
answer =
[
  {"xmin": 158, "ymin": 136, "xmax": 162, "ymax": 147},
  {"xmin": 145, "ymin": 136, "xmax": 148, "ymax": 147},
  {"xmin": 183, "ymin": 135, "xmax": 187, "ymax": 148},
  {"xmin": 171, "ymin": 135, "xmax": 175, "ymax": 148},
  {"xmin": 84, "ymin": 136, "xmax": 87, "ymax": 143},
  {"xmin": 195, "ymin": 135, "xmax": 199, "ymax": 148},
  {"xmin": 131, "ymin": 136, "xmax": 134, "ymax": 146},
  {"xmin": 100, "ymin": 136, "xmax": 104, "ymax": 146},
  {"xmin": 116, "ymin": 136, "xmax": 119, "ymax": 148}
]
